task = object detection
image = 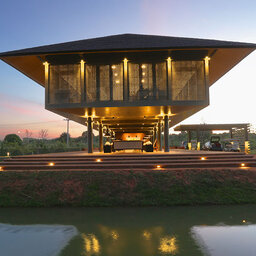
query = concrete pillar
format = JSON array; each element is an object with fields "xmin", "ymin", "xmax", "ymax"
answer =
[
  {"xmin": 164, "ymin": 115, "xmax": 169, "ymax": 152},
  {"xmin": 188, "ymin": 131, "xmax": 192, "ymax": 150},
  {"xmin": 157, "ymin": 120, "xmax": 162, "ymax": 151},
  {"xmin": 87, "ymin": 117, "xmax": 93, "ymax": 153},
  {"xmin": 99, "ymin": 122, "xmax": 103, "ymax": 152}
]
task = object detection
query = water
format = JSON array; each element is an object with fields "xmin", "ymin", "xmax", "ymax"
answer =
[{"xmin": 0, "ymin": 205, "xmax": 255, "ymax": 256}]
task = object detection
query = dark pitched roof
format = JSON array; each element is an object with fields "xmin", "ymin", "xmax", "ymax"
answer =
[{"xmin": 0, "ymin": 33, "xmax": 256, "ymax": 57}]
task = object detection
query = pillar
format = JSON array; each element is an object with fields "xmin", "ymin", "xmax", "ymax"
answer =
[
  {"xmin": 164, "ymin": 115, "xmax": 169, "ymax": 152},
  {"xmin": 196, "ymin": 129, "xmax": 200, "ymax": 150},
  {"xmin": 99, "ymin": 122, "xmax": 103, "ymax": 153},
  {"xmin": 230, "ymin": 129, "xmax": 233, "ymax": 139},
  {"xmin": 154, "ymin": 126, "xmax": 157, "ymax": 144},
  {"xmin": 87, "ymin": 117, "xmax": 93, "ymax": 153},
  {"xmin": 188, "ymin": 131, "xmax": 192, "ymax": 150},
  {"xmin": 157, "ymin": 120, "xmax": 162, "ymax": 151},
  {"xmin": 244, "ymin": 125, "xmax": 250, "ymax": 154}
]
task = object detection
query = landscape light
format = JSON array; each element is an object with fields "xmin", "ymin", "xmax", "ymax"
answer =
[
  {"xmin": 156, "ymin": 165, "xmax": 161, "ymax": 168},
  {"xmin": 48, "ymin": 162, "xmax": 55, "ymax": 166},
  {"xmin": 243, "ymin": 220, "xmax": 246, "ymax": 223},
  {"xmin": 0, "ymin": 167, "xmax": 3, "ymax": 171},
  {"xmin": 96, "ymin": 159, "xmax": 102, "ymax": 162},
  {"xmin": 241, "ymin": 163, "xmax": 245, "ymax": 167},
  {"xmin": 201, "ymin": 157, "xmax": 206, "ymax": 160}
]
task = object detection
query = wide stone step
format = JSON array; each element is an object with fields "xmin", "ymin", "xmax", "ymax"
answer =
[
  {"xmin": 1, "ymin": 161, "xmax": 255, "ymax": 170},
  {"xmin": 1, "ymin": 157, "xmax": 255, "ymax": 166}
]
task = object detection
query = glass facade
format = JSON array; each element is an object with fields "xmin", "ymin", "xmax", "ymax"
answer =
[
  {"xmin": 49, "ymin": 64, "xmax": 81, "ymax": 104},
  {"xmin": 48, "ymin": 60, "xmax": 206, "ymax": 105},
  {"xmin": 171, "ymin": 61, "xmax": 205, "ymax": 101}
]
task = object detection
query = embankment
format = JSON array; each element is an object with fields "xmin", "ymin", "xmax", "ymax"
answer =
[{"xmin": 0, "ymin": 169, "xmax": 256, "ymax": 206}]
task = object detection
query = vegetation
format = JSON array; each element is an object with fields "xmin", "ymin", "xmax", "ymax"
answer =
[
  {"xmin": 0, "ymin": 131, "xmax": 100, "ymax": 156},
  {"xmin": 1, "ymin": 130, "xmax": 256, "ymax": 156},
  {"xmin": 0, "ymin": 169, "xmax": 255, "ymax": 207}
]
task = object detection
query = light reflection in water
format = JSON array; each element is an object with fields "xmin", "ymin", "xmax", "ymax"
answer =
[
  {"xmin": 158, "ymin": 236, "xmax": 178, "ymax": 255},
  {"xmin": 82, "ymin": 233, "xmax": 101, "ymax": 255}
]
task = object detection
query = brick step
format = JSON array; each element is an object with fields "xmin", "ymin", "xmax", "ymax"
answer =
[{"xmin": 1, "ymin": 161, "xmax": 255, "ymax": 170}]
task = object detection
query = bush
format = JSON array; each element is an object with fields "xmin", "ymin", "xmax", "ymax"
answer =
[{"xmin": 4, "ymin": 134, "xmax": 22, "ymax": 145}]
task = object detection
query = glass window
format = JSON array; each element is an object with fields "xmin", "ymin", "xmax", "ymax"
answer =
[
  {"xmin": 100, "ymin": 65, "xmax": 110, "ymax": 101},
  {"xmin": 86, "ymin": 65, "xmax": 96, "ymax": 102},
  {"xmin": 49, "ymin": 64, "xmax": 81, "ymax": 104},
  {"xmin": 171, "ymin": 61, "xmax": 205, "ymax": 101},
  {"xmin": 155, "ymin": 62, "xmax": 167, "ymax": 100},
  {"xmin": 112, "ymin": 64, "xmax": 123, "ymax": 101},
  {"xmin": 128, "ymin": 63, "xmax": 153, "ymax": 101}
]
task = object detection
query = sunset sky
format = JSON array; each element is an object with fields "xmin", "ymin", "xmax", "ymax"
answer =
[{"xmin": 0, "ymin": 0, "xmax": 256, "ymax": 139}]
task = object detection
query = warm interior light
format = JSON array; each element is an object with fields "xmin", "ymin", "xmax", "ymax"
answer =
[
  {"xmin": 204, "ymin": 56, "xmax": 211, "ymax": 61},
  {"xmin": 141, "ymin": 64, "xmax": 146, "ymax": 69},
  {"xmin": 116, "ymin": 80, "xmax": 120, "ymax": 84},
  {"xmin": 114, "ymin": 73, "xmax": 118, "ymax": 76},
  {"xmin": 111, "ymin": 65, "xmax": 116, "ymax": 69},
  {"xmin": 43, "ymin": 61, "xmax": 49, "ymax": 66},
  {"xmin": 48, "ymin": 162, "xmax": 55, "ymax": 166},
  {"xmin": 141, "ymin": 79, "xmax": 145, "ymax": 83},
  {"xmin": 201, "ymin": 157, "xmax": 206, "ymax": 160},
  {"xmin": 142, "ymin": 72, "xmax": 145, "ymax": 76},
  {"xmin": 96, "ymin": 159, "xmax": 102, "ymax": 162},
  {"xmin": 241, "ymin": 163, "xmax": 245, "ymax": 167}
]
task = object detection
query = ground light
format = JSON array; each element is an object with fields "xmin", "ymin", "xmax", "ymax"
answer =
[
  {"xmin": 241, "ymin": 163, "xmax": 245, "ymax": 167},
  {"xmin": 48, "ymin": 162, "xmax": 55, "ymax": 166},
  {"xmin": 201, "ymin": 157, "xmax": 206, "ymax": 160},
  {"xmin": 96, "ymin": 159, "xmax": 102, "ymax": 162},
  {"xmin": 243, "ymin": 220, "xmax": 246, "ymax": 223},
  {"xmin": 156, "ymin": 165, "xmax": 161, "ymax": 169},
  {"xmin": 0, "ymin": 167, "xmax": 3, "ymax": 171}
]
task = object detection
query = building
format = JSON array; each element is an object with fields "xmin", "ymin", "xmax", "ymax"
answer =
[{"xmin": 0, "ymin": 34, "xmax": 255, "ymax": 153}]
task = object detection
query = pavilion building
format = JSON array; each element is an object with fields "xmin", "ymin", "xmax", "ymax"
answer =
[{"xmin": 0, "ymin": 34, "xmax": 255, "ymax": 153}]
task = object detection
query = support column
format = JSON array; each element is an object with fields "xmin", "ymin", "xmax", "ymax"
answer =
[
  {"xmin": 196, "ymin": 129, "xmax": 200, "ymax": 150},
  {"xmin": 188, "ymin": 131, "xmax": 192, "ymax": 150},
  {"xmin": 164, "ymin": 115, "xmax": 169, "ymax": 152},
  {"xmin": 244, "ymin": 125, "xmax": 250, "ymax": 154},
  {"xmin": 87, "ymin": 117, "xmax": 93, "ymax": 153},
  {"xmin": 99, "ymin": 122, "xmax": 103, "ymax": 153},
  {"xmin": 157, "ymin": 120, "xmax": 162, "ymax": 151},
  {"xmin": 230, "ymin": 129, "xmax": 233, "ymax": 139}
]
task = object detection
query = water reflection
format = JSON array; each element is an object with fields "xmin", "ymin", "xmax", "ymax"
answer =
[{"xmin": 0, "ymin": 205, "xmax": 255, "ymax": 255}]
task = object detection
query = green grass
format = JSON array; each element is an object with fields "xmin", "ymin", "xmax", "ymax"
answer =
[{"xmin": 0, "ymin": 169, "xmax": 255, "ymax": 207}]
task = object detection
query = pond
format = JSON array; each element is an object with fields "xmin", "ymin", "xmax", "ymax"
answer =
[{"xmin": 0, "ymin": 205, "xmax": 255, "ymax": 256}]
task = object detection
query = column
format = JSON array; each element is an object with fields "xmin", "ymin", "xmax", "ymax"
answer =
[
  {"xmin": 157, "ymin": 120, "xmax": 162, "ymax": 151},
  {"xmin": 196, "ymin": 129, "xmax": 200, "ymax": 150},
  {"xmin": 244, "ymin": 125, "xmax": 250, "ymax": 154},
  {"xmin": 43, "ymin": 62, "xmax": 49, "ymax": 104},
  {"xmin": 204, "ymin": 56, "xmax": 210, "ymax": 103},
  {"xmin": 87, "ymin": 117, "xmax": 93, "ymax": 153},
  {"xmin": 188, "ymin": 131, "xmax": 192, "ymax": 150},
  {"xmin": 164, "ymin": 115, "xmax": 169, "ymax": 152},
  {"xmin": 99, "ymin": 122, "xmax": 103, "ymax": 153}
]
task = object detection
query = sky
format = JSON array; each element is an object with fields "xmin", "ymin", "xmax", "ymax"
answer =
[{"xmin": 0, "ymin": 0, "xmax": 256, "ymax": 139}]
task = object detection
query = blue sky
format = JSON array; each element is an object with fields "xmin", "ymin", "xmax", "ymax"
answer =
[{"xmin": 0, "ymin": 0, "xmax": 256, "ymax": 138}]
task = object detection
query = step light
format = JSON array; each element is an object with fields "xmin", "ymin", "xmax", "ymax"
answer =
[
  {"xmin": 156, "ymin": 165, "xmax": 161, "ymax": 169},
  {"xmin": 96, "ymin": 159, "xmax": 102, "ymax": 162},
  {"xmin": 241, "ymin": 163, "xmax": 245, "ymax": 167},
  {"xmin": 201, "ymin": 157, "xmax": 206, "ymax": 160},
  {"xmin": 0, "ymin": 166, "xmax": 3, "ymax": 171},
  {"xmin": 48, "ymin": 162, "xmax": 55, "ymax": 166}
]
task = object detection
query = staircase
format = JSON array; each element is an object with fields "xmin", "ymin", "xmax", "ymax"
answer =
[{"xmin": 0, "ymin": 152, "xmax": 255, "ymax": 171}]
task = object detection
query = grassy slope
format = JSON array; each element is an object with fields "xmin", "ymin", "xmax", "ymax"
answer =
[{"xmin": 0, "ymin": 169, "xmax": 255, "ymax": 207}]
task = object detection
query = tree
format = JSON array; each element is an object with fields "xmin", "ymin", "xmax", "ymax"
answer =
[
  {"xmin": 38, "ymin": 129, "xmax": 48, "ymax": 140},
  {"xmin": 59, "ymin": 132, "xmax": 70, "ymax": 143},
  {"xmin": 4, "ymin": 134, "xmax": 22, "ymax": 145},
  {"xmin": 25, "ymin": 129, "xmax": 33, "ymax": 138}
]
